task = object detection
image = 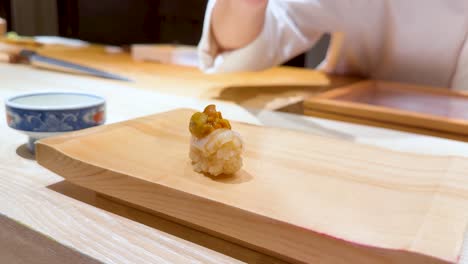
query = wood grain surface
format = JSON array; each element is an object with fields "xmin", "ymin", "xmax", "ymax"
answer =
[
  {"xmin": 0, "ymin": 64, "xmax": 290, "ymax": 264},
  {"xmin": 35, "ymin": 45, "xmax": 359, "ymax": 111},
  {"xmin": 0, "ymin": 214, "xmax": 103, "ymax": 264},
  {"xmin": 37, "ymin": 109, "xmax": 468, "ymax": 264},
  {"xmin": 304, "ymin": 108, "xmax": 468, "ymax": 143},
  {"xmin": 2, "ymin": 45, "xmax": 468, "ymax": 263}
]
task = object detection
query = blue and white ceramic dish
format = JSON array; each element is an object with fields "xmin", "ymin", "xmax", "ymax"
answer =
[{"xmin": 5, "ymin": 91, "xmax": 106, "ymax": 152}]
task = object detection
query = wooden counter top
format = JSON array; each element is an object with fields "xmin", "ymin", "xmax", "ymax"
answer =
[
  {"xmin": 36, "ymin": 45, "xmax": 359, "ymax": 110},
  {"xmin": 0, "ymin": 64, "xmax": 286, "ymax": 263},
  {"xmin": 2, "ymin": 44, "xmax": 468, "ymax": 263}
]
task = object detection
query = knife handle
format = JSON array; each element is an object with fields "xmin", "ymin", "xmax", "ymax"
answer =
[
  {"xmin": 0, "ymin": 53, "xmax": 18, "ymax": 63},
  {"xmin": 0, "ymin": 43, "xmax": 21, "ymax": 63}
]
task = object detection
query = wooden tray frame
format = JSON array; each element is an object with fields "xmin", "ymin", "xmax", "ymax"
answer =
[{"xmin": 304, "ymin": 80, "xmax": 468, "ymax": 138}]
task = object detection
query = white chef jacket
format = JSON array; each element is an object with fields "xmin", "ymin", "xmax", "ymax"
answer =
[{"xmin": 198, "ymin": 0, "xmax": 468, "ymax": 90}]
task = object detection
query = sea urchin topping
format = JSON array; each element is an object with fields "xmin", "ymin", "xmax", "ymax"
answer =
[{"xmin": 189, "ymin": 105, "xmax": 231, "ymax": 138}]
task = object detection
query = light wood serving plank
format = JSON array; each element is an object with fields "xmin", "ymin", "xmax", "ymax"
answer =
[{"xmin": 36, "ymin": 109, "xmax": 468, "ymax": 264}]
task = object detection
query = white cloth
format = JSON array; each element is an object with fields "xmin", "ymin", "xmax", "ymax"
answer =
[{"xmin": 198, "ymin": 0, "xmax": 468, "ymax": 90}]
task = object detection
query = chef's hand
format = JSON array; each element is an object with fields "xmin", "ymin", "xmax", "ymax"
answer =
[{"xmin": 211, "ymin": 0, "xmax": 268, "ymax": 51}]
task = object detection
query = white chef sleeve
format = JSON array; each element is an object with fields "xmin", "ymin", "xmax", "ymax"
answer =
[{"xmin": 198, "ymin": 0, "xmax": 326, "ymax": 73}]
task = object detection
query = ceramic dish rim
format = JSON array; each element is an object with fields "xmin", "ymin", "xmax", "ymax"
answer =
[{"xmin": 5, "ymin": 91, "xmax": 106, "ymax": 111}]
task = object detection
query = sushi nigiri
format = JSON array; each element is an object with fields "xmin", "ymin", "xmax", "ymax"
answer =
[{"xmin": 189, "ymin": 105, "xmax": 244, "ymax": 176}]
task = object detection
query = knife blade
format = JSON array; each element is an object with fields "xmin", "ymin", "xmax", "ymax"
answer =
[{"xmin": 19, "ymin": 49, "xmax": 133, "ymax": 82}]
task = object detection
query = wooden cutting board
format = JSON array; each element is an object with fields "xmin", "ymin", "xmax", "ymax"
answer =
[
  {"xmin": 304, "ymin": 80, "xmax": 468, "ymax": 140},
  {"xmin": 36, "ymin": 109, "xmax": 468, "ymax": 264}
]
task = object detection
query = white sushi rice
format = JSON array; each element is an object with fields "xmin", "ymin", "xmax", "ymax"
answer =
[{"xmin": 189, "ymin": 129, "xmax": 244, "ymax": 176}]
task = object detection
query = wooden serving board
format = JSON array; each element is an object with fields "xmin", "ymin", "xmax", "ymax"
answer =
[
  {"xmin": 304, "ymin": 80, "xmax": 468, "ymax": 139},
  {"xmin": 36, "ymin": 109, "xmax": 468, "ymax": 264}
]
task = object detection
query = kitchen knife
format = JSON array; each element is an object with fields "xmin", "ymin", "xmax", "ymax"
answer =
[{"xmin": 18, "ymin": 49, "xmax": 133, "ymax": 82}]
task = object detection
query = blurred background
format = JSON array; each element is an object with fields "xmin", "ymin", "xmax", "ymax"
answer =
[{"xmin": 0, "ymin": 0, "xmax": 329, "ymax": 68}]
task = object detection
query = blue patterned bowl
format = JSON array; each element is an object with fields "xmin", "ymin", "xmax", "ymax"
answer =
[{"xmin": 6, "ymin": 92, "xmax": 106, "ymax": 152}]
